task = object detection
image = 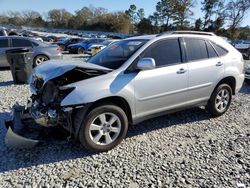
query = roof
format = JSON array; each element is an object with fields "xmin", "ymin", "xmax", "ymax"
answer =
[{"xmin": 125, "ymin": 35, "xmax": 156, "ymax": 40}]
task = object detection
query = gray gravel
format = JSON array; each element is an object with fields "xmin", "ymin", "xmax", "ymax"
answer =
[{"xmin": 0, "ymin": 66, "xmax": 250, "ymax": 187}]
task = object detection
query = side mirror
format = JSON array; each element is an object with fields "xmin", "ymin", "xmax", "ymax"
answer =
[{"xmin": 137, "ymin": 58, "xmax": 156, "ymax": 70}]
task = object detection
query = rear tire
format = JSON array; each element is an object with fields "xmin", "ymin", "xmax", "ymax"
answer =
[
  {"xmin": 77, "ymin": 104, "xmax": 128, "ymax": 152},
  {"xmin": 206, "ymin": 84, "xmax": 232, "ymax": 117},
  {"xmin": 33, "ymin": 55, "xmax": 49, "ymax": 67}
]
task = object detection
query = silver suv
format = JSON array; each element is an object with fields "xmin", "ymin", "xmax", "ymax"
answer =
[{"xmin": 7, "ymin": 31, "xmax": 245, "ymax": 151}]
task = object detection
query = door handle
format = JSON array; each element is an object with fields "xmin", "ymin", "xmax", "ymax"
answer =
[
  {"xmin": 216, "ymin": 62, "xmax": 223, "ymax": 66},
  {"xmin": 177, "ymin": 68, "xmax": 187, "ymax": 74}
]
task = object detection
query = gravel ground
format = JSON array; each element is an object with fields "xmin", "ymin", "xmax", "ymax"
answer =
[{"xmin": 0, "ymin": 61, "xmax": 250, "ymax": 188}]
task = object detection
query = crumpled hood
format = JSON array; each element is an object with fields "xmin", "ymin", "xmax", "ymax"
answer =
[{"xmin": 30, "ymin": 60, "xmax": 112, "ymax": 84}]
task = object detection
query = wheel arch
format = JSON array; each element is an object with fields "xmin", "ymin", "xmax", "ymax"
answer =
[
  {"xmin": 85, "ymin": 96, "xmax": 133, "ymax": 125},
  {"xmin": 33, "ymin": 54, "xmax": 50, "ymax": 63},
  {"xmin": 215, "ymin": 76, "xmax": 236, "ymax": 95},
  {"xmin": 72, "ymin": 96, "xmax": 133, "ymax": 140}
]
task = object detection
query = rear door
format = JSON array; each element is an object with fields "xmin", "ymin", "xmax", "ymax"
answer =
[
  {"xmin": 0, "ymin": 38, "xmax": 10, "ymax": 67},
  {"xmin": 184, "ymin": 38, "xmax": 225, "ymax": 104}
]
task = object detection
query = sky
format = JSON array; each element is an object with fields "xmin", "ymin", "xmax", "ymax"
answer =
[{"xmin": 0, "ymin": 0, "xmax": 249, "ymax": 26}]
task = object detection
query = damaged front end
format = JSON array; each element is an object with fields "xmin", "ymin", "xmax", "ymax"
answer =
[
  {"xmin": 5, "ymin": 61, "xmax": 111, "ymax": 148},
  {"xmin": 5, "ymin": 105, "xmax": 40, "ymax": 149}
]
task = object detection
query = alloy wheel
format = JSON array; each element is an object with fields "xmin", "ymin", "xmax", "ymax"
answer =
[
  {"xmin": 215, "ymin": 89, "xmax": 230, "ymax": 113},
  {"xmin": 88, "ymin": 113, "xmax": 121, "ymax": 145}
]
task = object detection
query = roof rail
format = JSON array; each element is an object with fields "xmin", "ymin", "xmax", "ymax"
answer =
[{"xmin": 157, "ymin": 30, "xmax": 216, "ymax": 37}]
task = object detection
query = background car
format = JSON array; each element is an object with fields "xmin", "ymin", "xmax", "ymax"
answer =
[
  {"xmin": 0, "ymin": 36, "xmax": 62, "ymax": 67},
  {"xmin": 87, "ymin": 39, "xmax": 119, "ymax": 56},
  {"xmin": 0, "ymin": 27, "xmax": 8, "ymax": 36},
  {"xmin": 234, "ymin": 41, "xmax": 250, "ymax": 60},
  {"xmin": 68, "ymin": 38, "xmax": 106, "ymax": 54},
  {"xmin": 245, "ymin": 64, "xmax": 250, "ymax": 85},
  {"xmin": 56, "ymin": 37, "xmax": 84, "ymax": 51}
]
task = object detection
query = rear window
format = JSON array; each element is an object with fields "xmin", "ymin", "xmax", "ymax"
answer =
[
  {"xmin": 185, "ymin": 38, "xmax": 208, "ymax": 61},
  {"xmin": 0, "ymin": 39, "xmax": 9, "ymax": 48},
  {"xmin": 12, "ymin": 39, "xmax": 32, "ymax": 47},
  {"xmin": 212, "ymin": 43, "xmax": 228, "ymax": 56}
]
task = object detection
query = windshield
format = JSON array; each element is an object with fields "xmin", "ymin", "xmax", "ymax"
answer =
[
  {"xmin": 87, "ymin": 39, "xmax": 148, "ymax": 69},
  {"xmin": 101, "ymin": 40, "xmax": 113, "ymax": 46}
]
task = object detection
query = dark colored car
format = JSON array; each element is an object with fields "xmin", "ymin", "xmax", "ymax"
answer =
[
  {"xmin": 68, "ymin": 38, "xmax": 106, "ymax": 54},
  {"xmin": 56, "ymin": 38, "xmax": 84, "ymax": 51}
]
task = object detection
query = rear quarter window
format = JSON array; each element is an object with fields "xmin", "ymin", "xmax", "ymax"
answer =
[
  {"xmin": 206, "ymin": 41, "xmax": 218, "ymax": 58},
  {"xmin": 212, "ymin": 42, "xmax": 228, "ymax": 56}
]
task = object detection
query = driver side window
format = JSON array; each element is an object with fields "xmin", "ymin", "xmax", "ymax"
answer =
[{"xmin": 141, "ymin": 39, "xmax": 182, "ymax": 67}]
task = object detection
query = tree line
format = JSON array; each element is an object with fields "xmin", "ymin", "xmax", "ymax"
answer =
[{"xmin": 0, "ymin": 0, "xmax": 250, "ymax": 39}]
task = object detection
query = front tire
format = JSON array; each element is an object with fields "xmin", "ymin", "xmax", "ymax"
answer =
[
  {"xmin": 206, "ymin": 84, "xmax": 232, "ymax": 117},
  {"xmin": 77, "ymin": 104, "xmax": 128, "ymax": 152}
]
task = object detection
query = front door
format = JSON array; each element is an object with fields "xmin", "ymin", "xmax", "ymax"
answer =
[{"xmin": 133, "ymin": 38, "xmax": 188, "ymax": 119}]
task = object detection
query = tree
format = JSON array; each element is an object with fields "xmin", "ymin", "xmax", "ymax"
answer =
[
  {"xmin": 149, "ymin": 12, "xmax": 160, "ymax": 26},
  {"xmin": 48, "ymin": 9, "xmax": 72, "ymax": 28},
  {"xmin": 155, "ymin": 0, "xmax": 176, "ymax": 28},
  {"xmin": 225, "ymin": 0, "xmax": 250, "ymax": 38},
  {"xmin": 137, "ymin": 8, "xmax": 145, "ymax": 23},
  {"xmin": 194, "ymin": 18, "xmax": 203, "ymax": 30},
  {"xmin": 137, "ymin": 18, "xmax": 153, "ymax": 34},
  {"xmin": 172, "ymin": 0, "xmax": 193, "ymax": 29},
  {"xmin": 125, "ymin": 4, "xmax": 137, "ymax": 33},
  {"xmin": 73, "ymin": 7, "xmax": 93, "ymax": 29},
  {"xmin": 22, "ymin": 11, "xmax": 41, "ymax": 26},
  {"xmin": 201, "ymin": 0, "xmax": 219, "ymax": 29}
]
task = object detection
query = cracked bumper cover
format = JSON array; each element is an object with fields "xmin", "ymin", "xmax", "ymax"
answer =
[{"xmin": 5, "ymin": 106, "xmax": 40, "ymax": 149}]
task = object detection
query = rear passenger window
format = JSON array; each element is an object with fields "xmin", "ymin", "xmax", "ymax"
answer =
[
  {"xmin": 212, "ymin": 43, "xmax": 228, "ymax": 56},
  {"xmin": 185, "ymin": 38, "xmax": 208, "ymax": 61},
  {"xmin": 143, "ymin": 39, "xmax": 182, "ymax": 67},
  {"xmin": 206, "ymin": 41, "xmax": 218, "ymax": 58},
  {"xmin": 12, "ymin": 39, "xmax": 32, "ymax": 47},
  {"xmin": 0, "ymin": 39, "xmax": 9, "ymax": 48}
]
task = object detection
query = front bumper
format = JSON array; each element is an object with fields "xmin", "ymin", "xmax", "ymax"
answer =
[{"xmin": 5, "ymin": 106, "xmax": 41, "ymax": 148}]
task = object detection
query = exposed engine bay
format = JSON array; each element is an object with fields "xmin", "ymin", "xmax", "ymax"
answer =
[
  {"xmin": 5, "ymin": 61, "xmax": 111, "ymax": 148},
  {"xmin": 30, "ymin": 67, "xmax": 107, "ymax": 127}
]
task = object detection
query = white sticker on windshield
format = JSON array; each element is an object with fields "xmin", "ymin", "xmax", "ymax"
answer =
[{"xmin": 127, "ymin": 41, "xmax": 142, "ymax": 46}]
